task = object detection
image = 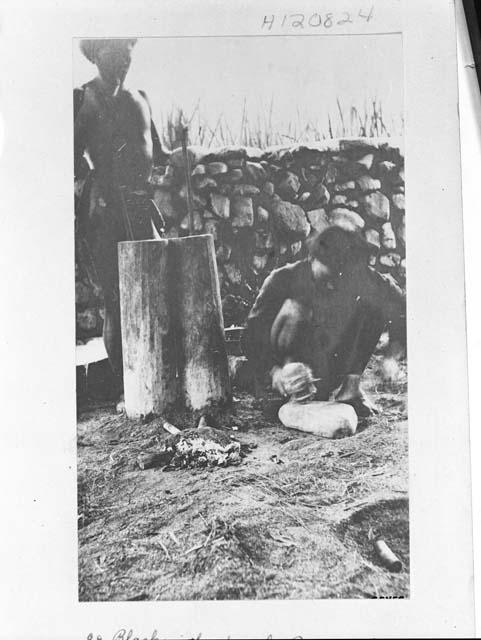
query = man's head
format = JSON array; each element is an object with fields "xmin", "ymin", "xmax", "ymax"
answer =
[
  {"xmin": 79, "ymin": 39, "xmax": 137, "ymax": 86},
  {"xmin": 306, "ymin": 226, "xmax": 371, "ymax": 279}
]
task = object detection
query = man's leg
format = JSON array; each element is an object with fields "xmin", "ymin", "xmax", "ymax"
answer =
[
  {"xmin": 329, "ymin": 301, "xmax": 386, "ymax": 415},
  {"xmin": 87, "ymin": 203, "xmax": 125, "ymax": 400},
  {"xmin": 102, "ymin": 288, "xmax": 123, "ymax": 382}
]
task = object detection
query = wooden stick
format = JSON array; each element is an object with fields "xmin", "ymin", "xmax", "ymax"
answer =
[
  {"xmin": 180, "ymin": 125, "xmax": 195, "ymax": 235},
  {"xmin": 374, "ymin": 539, "xmax": 402, "ymax": 572}
]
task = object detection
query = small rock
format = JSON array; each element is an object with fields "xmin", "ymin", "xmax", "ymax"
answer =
[
  {"xmin": 391, "ymin": 193, "xmax": 405, "ymax": 211},
  {"xmin": 331, "ymin": 194, "xmax": 347, "ymax": 206},
  {"xmin": 169, "ymin": 146, "xmax": 203, "ymax": 170},
  {"xmin": 356, "ymin": 175, "xmax": 381, "ymax": 192},
  {"xmin": 329, "ymin": 208, "xmax": 365, "ymax": 232},
  {"xmin": 307, "ymin": 208, "xmax": 330, "ymax": 233},
  {"xmin": 257, "ymin": 206, "xmax": 269, "ymax": 225},
  {"xmin": 381, "ymin": 222, "xmax": 396, "ymax": 250},
  {"xmin": 225, "ymin": 168, "xmax": 244, "ymax": 183},
  {"xmin": 376, "ymin": 160, "xmax": 397, "ymax": 176},
  {"xmin": 253, "ymin": 254, "xmax": 268, "ymax": 271},
  {"xmin": 347, "ymin": 200, "xmax": 359, "ymax": 210},
  {"xmin": 334, "ymin": 180, "xmax": 356, "ymax": 193},
  {"xmin": 277, "ymin": 171, "xmax": 301, "ymax": 199},
  {"xmin": 207, "ymin": 161, "xmax": 228, "ymax": 176},
  {"xmin": 225, "ymin": 263, "xmax": 243, "ymax": 285},
  {"xmin": 232, "ymin": 184, "xmax": 260, "ymax": 197},
  {"xmin": 231, "ymin": 196, "xmax": 254, "ymax": 227},
  {"xmin": 297, "ymin": 192, "xmax": 311, "ymax": 203},
  {"xmin": 378, "ymin": 252, "xmax": 401, "ymax": 268},
  {"xmin": 210, "ymin": 193, "xmax": 230, "ymax": 219},
  {"xmin": 364, "ymin": 228, "xmax": 380, "ymax": 249},
  {"xmin": 180, "ymin": 211, "xmax": 203, "ymax": 232},
  {"xmin": 361, "ymin": 191, "xmax": 390, "ymax": 222},
  {"xmin": 262, "ymin": 181, "xmax": 275, "ymax": 196},
  {"xmin": 255, "ymin": 231, "xmax": 275, "ymax": 250},
  {"xmin": 195, "ymin": 176, "xmax": 218, "ymax": 191},
  {"xmin": 308, "ymin": 183, "xmax": 330, "ymax": 208},
  {"xmin": 216, "ymin": 244, "xmax": 232, "ymax": 263},
  {"xmin": 201, "ymin": 146, "xmax": 261, "ymax": 163},
  {"xmin": 324, "ymin": 163, "xmax": 338, "ymax": 184},
  {"xmin": 227, "ymin": 158, "xmax": 245, "ymax": 169},
  {"xmin": 191, "ymin": 164, "xmax": 206, "ymax": 176},
  {"xmin": 245, "ymin": 161, "xmax": 267, "ymax": 183},
  {"xmin": 271, "ymin": 200, "xmax": 311, "ymax": 240},
  {"xmin": 356, "ymin": 153, "xmax": 374, "ymax": 170},
  {"xmin": 340, "ymin": 139, "xmax": 377, "ymax": 153}
]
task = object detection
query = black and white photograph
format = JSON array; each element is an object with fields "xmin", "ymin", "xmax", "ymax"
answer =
[
  {"xmin": 1, "ymin": 0, "xmax": 475, "ymax": 637},
  {"xmin": 74, "ymin": 29, "xmax": 408, "ymax": 601}
]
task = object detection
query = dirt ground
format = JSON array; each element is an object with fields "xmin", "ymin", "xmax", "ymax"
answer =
[{"xmin": 77, "ymin": 356, "xmax": 408, "ymax": 601}]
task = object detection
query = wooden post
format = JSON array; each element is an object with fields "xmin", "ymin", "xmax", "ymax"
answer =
[
  {"xmin": 169, "ymin": 234, "xmax": 231, "ymax": 411},
  {"xmin": 118, "ymin": 240, "xmax": 178, "ymax": 417}
]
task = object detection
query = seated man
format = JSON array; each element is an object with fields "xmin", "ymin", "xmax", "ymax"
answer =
[{"xmin": 243, "ymin": 226, "xmax": 406, "ymax": 416}]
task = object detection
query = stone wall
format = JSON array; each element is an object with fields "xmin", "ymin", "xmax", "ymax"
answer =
[{"xmin": 75, "ymin": 138, "xmax": 405, "ymax": 340}]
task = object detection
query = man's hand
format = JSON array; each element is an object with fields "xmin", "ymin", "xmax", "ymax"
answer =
[
  {"xmin": 271, "ymin": 362, "xmax": 315, "ymax": 399},
  {"xmin": 271, "ymin": 365, "xmax": 288, "ymax": 396}
]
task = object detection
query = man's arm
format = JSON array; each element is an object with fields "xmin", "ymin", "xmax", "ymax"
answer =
[
  {"xmin": 242, "ymin": 267, "xmax": 291, "ymax": 377},
  {"xmin": 73, "ymin": 87, "xmax": 89, "ymax": 182},
  {"xmin": 127, "ymin": 91, "xmax": 154, "ymax": 185},
  {"xmin": 138, "ymin": 90, "xmax": 171, "ymax": 165}
]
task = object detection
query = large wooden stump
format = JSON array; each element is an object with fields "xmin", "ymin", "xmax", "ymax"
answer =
[
  {"xmin": 169, "ymin": 234, "xmax": 231, "ymax": 411},
  {"xmin": 118, "ymin": 240, "xmax": 178, "ymax": 417},
  {"xmin": 118, "ymin": 235, "xmax": 231, "ymax": 417}
]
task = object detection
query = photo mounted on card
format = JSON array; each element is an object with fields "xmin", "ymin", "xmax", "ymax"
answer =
[
  {"xmin": 73, "ymin": 17, "xmax": 408, "ymax": 602},
  {"xmin": 2, "ymin": 0, "xmax": 472, "ymax": 637}
]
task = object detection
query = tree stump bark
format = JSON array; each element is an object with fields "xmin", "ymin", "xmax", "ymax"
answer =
[
  {"xmin": 169, "ymin": 234, "xmax": 231, "ymax": 411},
  {"xmin": 118, "ymin": 240, "xmax": 178, "ymax": 418}
]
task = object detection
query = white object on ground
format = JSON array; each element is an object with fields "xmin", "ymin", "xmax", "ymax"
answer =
[
  {"xmin": 75, "ymin": 336, "xmax": 108, "ymax": 366},
  {"xmin": 278, "ymin": 400, "xmax": 358, "ymax": 438}
]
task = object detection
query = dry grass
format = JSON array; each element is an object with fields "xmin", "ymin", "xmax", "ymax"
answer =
[
  {"xmin": 160, "ymin": 98, "xmax": 403, "ymax": 149},
  {"xmin": 77, "ymin": 356, "xmax": 408, "ymax": 601}
]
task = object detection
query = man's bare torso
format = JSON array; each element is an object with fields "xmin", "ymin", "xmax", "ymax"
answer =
[{"xmin": 74, "ymin": 78, "xmax": 153, "ymax": 195}]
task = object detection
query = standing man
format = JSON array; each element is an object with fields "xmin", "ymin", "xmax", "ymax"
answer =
[
  {"xmin": 243, "ymin": 226, "xmax": 406, "ymax": 416},
  {"xmin": 74, "ymin": 39, "xmax": 168, "ymax": 406}
]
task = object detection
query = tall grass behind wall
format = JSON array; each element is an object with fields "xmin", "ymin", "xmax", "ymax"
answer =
[{"xmin": 159, "ymin": 98, "xmax": 403, "ymax": 150}]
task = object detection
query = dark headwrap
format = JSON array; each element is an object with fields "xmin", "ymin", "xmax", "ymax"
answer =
[
  {"xmin": 306, "ymin": 226, "xmax": 371, "ymax": 273},
  {"xmin": 79, "ymin": 38, "xmax": 138, "ymax": 64}
]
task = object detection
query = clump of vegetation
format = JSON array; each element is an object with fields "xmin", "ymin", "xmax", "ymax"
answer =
[{"xmin": 160, "ymin": 98, "xmax": 403, "ymax": 149}]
